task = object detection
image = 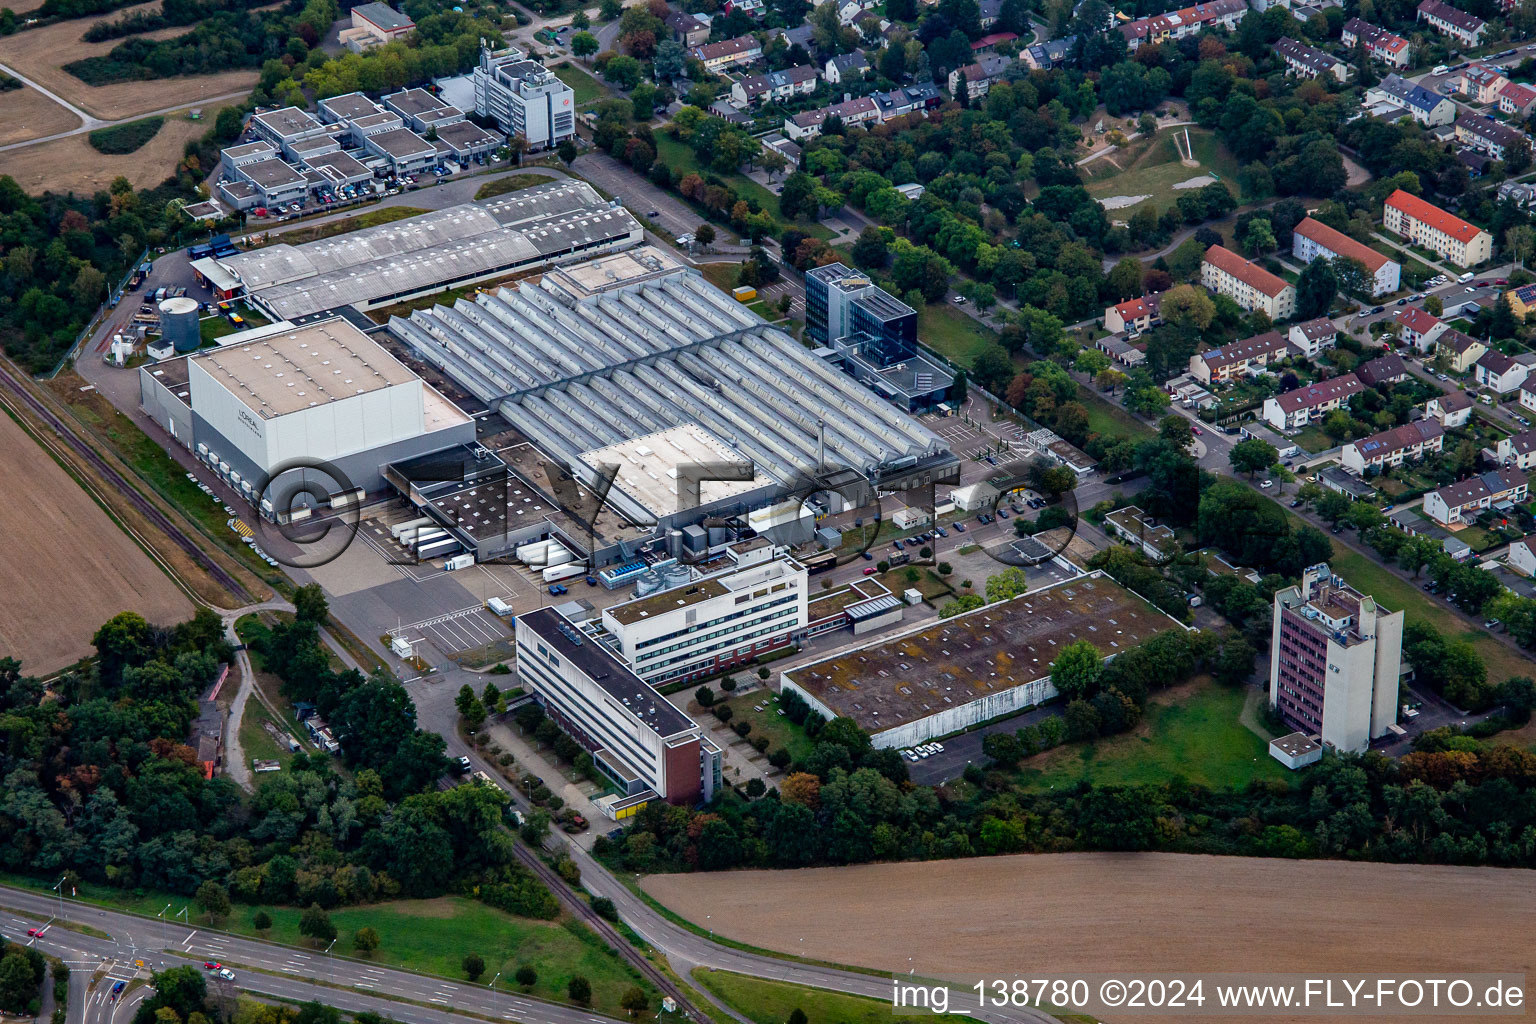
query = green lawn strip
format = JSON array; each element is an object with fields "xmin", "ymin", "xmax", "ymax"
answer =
[
  {"xmin": 552, "ymin": 63, "xmax": 606, "ymax": 106},
  {"xmin": 241, "ymin": 900, "xmax": 654, "ymax": 1016},
  {"xmin": 62, "ymin": 393, "xmax": 271, "ymax": 576},
  {"xmin": 473, "ymin": 173, "xmax": 553, "ymax": 201},
  {"xmin": 1322, "ymin": 547, "xmax": 1532, "ymax": 685},
  {"xmin": 235, "ymin": 693, "xmax": 294, "ymax": 767},
  {"xmin": 916, "ymin": 303, "xmax": 995, "ymax": 367},
  {"xmin": 720, "ymin": 691, "xmax": 815, "ymax": 762},
  {"xmin": 1011, "ymin": 682, "xmax": 1289, "ymax": 791},
  {"xmin": 690, "ymin": 968, "xmax": 984, "ymax": 1024},
  {"xmin": 274, "ymin": 207, "xmax": 428, "ymax": 246},
  {"xmin": 699, "ymin": 262, "xmax": 738, "ymax": 292},
  {"xmin": 1079, "ymin": 386, "xmax": 1155, "ymax": 441},
  {"xmin": 88, "ymin": 117, "xmax": 164, "ymax": 155}
]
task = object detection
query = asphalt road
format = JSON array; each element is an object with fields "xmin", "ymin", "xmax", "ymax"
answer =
[{"xmin": 1, "ymin": 893, "xmax": 632, "ymax": 1024}]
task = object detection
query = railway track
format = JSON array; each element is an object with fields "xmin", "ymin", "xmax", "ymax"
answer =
[
  {"xmin": 0, "ymin": 358, "xmax": 254, "ymax": 605},
  {"xmin": 511, "ymin": 844, "xmax": 710, "ymax": 1022}
]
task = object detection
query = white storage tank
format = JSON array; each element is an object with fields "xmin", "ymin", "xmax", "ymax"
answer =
[{"xmin": 159, "ymin": 296, "xmax": 201, "ymax": 353}]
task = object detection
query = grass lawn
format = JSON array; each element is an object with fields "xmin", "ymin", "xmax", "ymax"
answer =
[
  {"xmin": 1323, "ymin": 547, "xmax": 1533, "ymax": 685},
  {"xmin": 552, "ymin": 62, "xmax": 606, "ymax": 107},
  {"xmin": 473, "ymin": 173, "xmax": 551, "ymax": 200},
  {"xmin": 235, "ymin": 694, "xmax": 294, "ymax": 767},
  {"xmin": 1081, "ymin": 127, "xmax": 1246, "ymax": 213},
  {"xmin": 917, "ymin": 303, "xmax": 995, "ymax": 367},
  {"xmin": 1012, "ymin": 681, "xmax": 1290, "ymax": 791},
  {"xmin": 700, "ymin": 262, "xmax": 738, "ymax": 292},
  {"xmin": 1080, "ymin": 386, "xmax": 1155, "ymax": 441},
  {"xmin": 275, "ymin": 206, "xmax": 428, "ymax": 246},
  {"xmin": 1291, "ymin": 425, "xmax": 1338, "ymax": 454},
  {"xmin": 692, "ymin": 969, "xmax": 983, "ymax": 1024},
  {"xmin": 721, "ymin": 691, "xmax": 816, "ymax": 762},
  {"xmin": 200, "ymin": 316, "xmax": 236, "ymax": 344}
]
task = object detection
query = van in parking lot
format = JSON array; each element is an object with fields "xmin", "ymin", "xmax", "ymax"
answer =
[{"xmin": 1458, "ymin": 272, "xmax": 1474, "ymax": 283}]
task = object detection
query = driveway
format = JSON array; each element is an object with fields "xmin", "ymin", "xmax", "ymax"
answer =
[{"xmin": 572, "ymin": 150, "xmax": 715, "ymax": 242}]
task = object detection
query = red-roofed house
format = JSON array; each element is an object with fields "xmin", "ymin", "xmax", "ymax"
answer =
[
  {"xmin": 1189, "ymin": 331, "xmax": 1291, "ymax": 385},
  {"xmin": 1341, "ymin": 19, "xmax": 1409, "ymax": 68},
  {"xmin": 1103, "ymin": 292, "xmax": 1163, "ymax": 334},
  {"xmin": 1500, "ymin": 81, "xmax": 1536, "ymax": 118},
  {"xmin": 969, "ymin": 31, "xmax": 1018, "ymax": 52},
  {"xmin": 1383, "ymin": 189, "xmax": 1493, "ymax": 268},
  {"xmin": 1291, "ymin": 217, "xmax": 1400, "ymax": 297},
  {"xmin": 1200, "ymin": 244, "xmax": 1296, "ymax": 319},
  {"xmin": 1489, "ymin": 427, "xmax": 1536, "ymax": 469},
  {"xmin": 1439, "ymin": 329, "xmax": 1488, "ymax": 373},
  {"xmin": 1424, "ymin": 468, "xmax": 1528, "ymax": 526},
  {"xmin": 1262, "ymin": 374, "xmax": 1364, "ymax": 431},
  {"xmin": 1392, "ymin": 306, "xmax": 1448, "ymax": 352}
]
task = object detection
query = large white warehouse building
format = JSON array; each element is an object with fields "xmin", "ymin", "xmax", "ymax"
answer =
[{"xmin": 139, "ymin": 317, "xmax": 475, "ymax": 511}]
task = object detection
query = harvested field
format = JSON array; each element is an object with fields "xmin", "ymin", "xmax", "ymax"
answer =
[
  {"xmin": 0, "ymin": 405, "xmax": 192, "ymax": 675},
  {"xmin": 0, "ymin": 110, "xmax": 204, "ymax": 191},
  {"xmin": 0, "ymin": 9, "xmax": 256, "ymax": 120},
  {"xmin": 0, "ymin": 85, "xmax": 81, "ymax": 146},
  {"xmin": 643, "ymin": 853, "xmax": 1536, "ymax": 1024}
]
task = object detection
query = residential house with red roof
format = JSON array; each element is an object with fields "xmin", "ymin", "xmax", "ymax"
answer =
[
  {"xmin": 1262, "ymin": 374, "xmax": 1365, "ymax": 431},
  {"xmin": 1200, "ymin": 244, "xmax": 1296, "ymax": 319},
  {"xmin": 1382, "ymin": 189, "xmax": 1493, "ymax": 268},
  {"xmin": 1291, "ymin": 217, "xmax": 1400, "ymax": 297}
]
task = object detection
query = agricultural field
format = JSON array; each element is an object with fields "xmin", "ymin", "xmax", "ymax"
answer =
[
  {"xmin": 0, "ymin": 405, "xmax": 192, "ymax": 675},
  {"xmin": 0, "ymin": 85, "xmax": 81, "ymax": 146},
  {"xmin": 646, "ymin": 854, "xmax": 1536, "ymax": 1024},
  {"xmin": 0, "ymin": 108, "xmax": 208, "ymax": 191},
  {"xmin": 1081, "ymin": 126, "xmax": 1245, "ymax": 216},
  {"xmin": 0, "ymin": 9, "xmax": 257, "ymax": 121}
]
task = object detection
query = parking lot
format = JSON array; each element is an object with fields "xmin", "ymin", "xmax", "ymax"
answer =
[
  {"xmin": 573, "ymin": 150, "xmax": 715, "ymax": 243},
  {"xmin": 401, "ymin": 604, "xmax": 512, "ymax": 655}
]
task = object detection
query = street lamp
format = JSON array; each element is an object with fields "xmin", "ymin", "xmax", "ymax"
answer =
[
  {"xmin": 157, "ymin": 904, "xmax": 172, "ymax": 951},
  {"xmin": 52, "ymin": 874, "xmax": 68, "ymax": 920},
  {"xmin": 489, "ymin": 972, "xmax": 500, "ymax": 992},
  {"xmin": 325, "ymin": 937, "xmax": 337, "ymax": 981}
]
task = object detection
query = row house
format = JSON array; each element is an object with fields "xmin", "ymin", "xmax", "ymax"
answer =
[
  {"xmin": 692, "ymin": 35, "xmax": 763, "ymax": 73},
  {"xmin": 1424, "ymin": 468, "xmax": 1528, "ymax": 526},
  {"xmin": 1416, "ymin": 0, "xmax": 1486, "ymax": 47},
  {"xmin": 1341, "ymin": 419, "xmax": 1445, "ymax": 475},
  {"xmin": 1188, "ymin": 331, "xmax": 1291, "ymax": 385},
  {"xmin": 784, "ymin": 95, "xmax": 879, "ymax": 139},
  {"xmin": 1262, "ymin": 374, "xmax": 1365, "ymax": 431},
  {"xmin": 1118, "ymin": 0, "xmax": 1246, "ymax": 52},
  {"xmin": 1200, "ymin": 244, "xmax": 1296, "ymax": 319},
  {"xmin": 730, "ymin": 65, "xmax": 818, "ymax": 107},
  {"xmin": 1455, "ymin": 113, "xmax": 1527, "ymax": 162},
  {"xmin": 1500, "ymin": 81, "xmax": 1536, "ymax": 118},
  {"xmin": 1341, "ymin": 19, "xmax": 1410, "ymax": 68},
  {"xmin": 1276, "ymin": 36, "xmax": 1350, "ymax": 82}
]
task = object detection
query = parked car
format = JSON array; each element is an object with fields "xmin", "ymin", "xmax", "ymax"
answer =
[
  {"xmin": 862, "ymin": 550, "xmax": 874, "ymax": 560},
  {"xmin": 863, "ymin": 566, "xmax": 879, "ymax": 575}
]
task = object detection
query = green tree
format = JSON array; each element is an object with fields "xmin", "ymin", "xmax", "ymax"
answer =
[
  {"xmin": 1229, "ymin": 437, "xmax": 1278, "ymax": 477},
  {"xmin": 1051, "ymin": 639, "xmax": 1103, "ymax": 701},
  {"xmin": 299, "ymin": 904, "xmax": 336, "ymax": 946},
  {"xmin": 557, "ymin": 139, "xmax": 578, "ymax": 166},
  {"xmin": 515, "ymin": 965, "xmax": 537, "ymax": 990},
  {"xmin": 620, "ymin": 986, "xmax": 648, "ymax": 1018},
  {"xmin": 1296, "ymin": 257, "xmax": 1338, "ymax": 319},
  {"xmin": 195, "ymin": 880, "xmax": 230, "ymax": 922},
  {"xmin": 462, "ymin": 953, "xmax": 485, "ymax": 981},
  {"xmin": 1159, "ymin": 284, "xmax": 1214, "ymax": 330},
  {"xmin": 567, "ymin": 976, "xmax": 592, "ymax": 1006},
  {"xmin": 252, "ymin": 910, "xmax": 272, "ymax": 933},
  {"xmin": 352, "ymin": 927, "xmax": 380, "ymax": 955},
  {"xmin": 571, "ymin": 31, "xmax": 598, "ymax": 58}
]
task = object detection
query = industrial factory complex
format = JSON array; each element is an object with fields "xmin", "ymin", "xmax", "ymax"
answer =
[
  {"xmin": 191, "ymin": 181, "xmax": 641, "ymax": 321},
  {"xmin": 388, "ymin": 247, "xmax": 958, "ymax": 564}
]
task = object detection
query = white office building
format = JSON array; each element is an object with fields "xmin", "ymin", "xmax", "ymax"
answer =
[{"xmin": 473, "ymin": 43, "xmax": 575, "ymax": 150}]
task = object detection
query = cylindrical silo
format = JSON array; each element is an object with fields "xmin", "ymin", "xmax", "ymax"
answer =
[{"xmin": 159, "ymin": 296, "xmax": 201, "ymax": 352}]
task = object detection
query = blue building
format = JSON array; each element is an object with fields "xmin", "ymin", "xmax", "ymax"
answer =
[{"xmin": 805, "ymin": 263, "xmax": 952, "ymax": 411}]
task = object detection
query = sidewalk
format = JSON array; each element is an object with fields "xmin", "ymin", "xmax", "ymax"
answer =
[{"xmin": 482, "ymin": 718, "xmax": 606, "ymax": 847}]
